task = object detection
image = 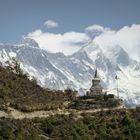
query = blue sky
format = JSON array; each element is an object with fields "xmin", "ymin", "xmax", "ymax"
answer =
[{"xmin": 0, "ymin": 0, "xmax": 140, "ymax": 43}]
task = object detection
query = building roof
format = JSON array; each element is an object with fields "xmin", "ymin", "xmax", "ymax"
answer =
[{"xmin": 93, "ymin": 69, "xmax": 101, "ymax": 81}]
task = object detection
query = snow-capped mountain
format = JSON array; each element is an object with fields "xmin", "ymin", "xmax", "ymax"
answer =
[{"xmin": 0, "ymin": 38, "xmax": 140, "ymax": 107}]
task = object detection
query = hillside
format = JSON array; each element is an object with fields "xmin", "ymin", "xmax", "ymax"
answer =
[
  {"xmin": 0, "ymin": 62, "xmax": 139, "ymax": 139},
  {"xmin": 0, "ymin": 65, "xmax": 72, "ymax": 112},
  {"xmin": 0, "ymin": 38, "xmax": 140, "ymax": 107},
  {"xmin": 0, "ymin": 109, "xmax": 140, "ymax": 140}
]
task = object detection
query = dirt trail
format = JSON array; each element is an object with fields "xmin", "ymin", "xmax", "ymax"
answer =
[{"xmin": 0, "ymin": 105, "xmax": 124, "ymax": 120}]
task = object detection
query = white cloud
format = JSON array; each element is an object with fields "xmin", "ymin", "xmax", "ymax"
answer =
[
  {"xmin": 93, "ymin": 24, "xmax": 140, "ymax": 61},
  {"xmin": 85, "ymin": 24, "xmax": 105, "ymax": 32},
  {"xmin": 44, "ymin": 20, "xmax": 58, "ymax": 28},
  {"xmin": 27, "ymin": 24, "xmax": 140, "ymax": 61},
  {"xmin": 27, "ymin": 30, "xmax": 90, "ymax": 55},
  {"xmin": 85, "ymin": 24, "xmax": 110, "ymax": 33}
]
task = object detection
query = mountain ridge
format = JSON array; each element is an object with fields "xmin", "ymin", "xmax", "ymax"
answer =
[{"xmin": 0, "ymin": 38, "xmax": 140, "ymax": 107}]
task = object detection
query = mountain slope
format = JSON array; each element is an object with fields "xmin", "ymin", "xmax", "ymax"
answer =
[{"xmin": 0, "ymin": 38, "xmax": 140, "ymax": 107}]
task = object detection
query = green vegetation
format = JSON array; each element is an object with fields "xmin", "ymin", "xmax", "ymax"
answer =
[
  {"xmin": 0, "ymin": 60, "xmax": 139, "ymax": 139},
  {"xmin": 64, "ymin": 88, "xmax": 78, "ymax": 101},
  {"xmin": 0, "ymin": 64, "xmax": 73, "ymax": 111},
  {"xmin": 0, "ymin": 109, "xmax": 140, "ymax": 140}
]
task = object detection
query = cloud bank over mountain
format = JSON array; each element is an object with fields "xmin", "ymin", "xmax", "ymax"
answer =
[
  {"xmin": 93, "ymin": 24, "xmax": 140, "ymax": 61},
  {"xmin": 27, "ymin": 30, "xmax": 90, "ymax": 55},
  {"xmin": 27, "ymin": 24, "xmax": 140, "ymax": 61}
]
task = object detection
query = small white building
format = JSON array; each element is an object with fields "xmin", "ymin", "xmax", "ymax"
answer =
[{"xmin": 87, "ymin": 69, "xmax": 103, "ymax": 96}]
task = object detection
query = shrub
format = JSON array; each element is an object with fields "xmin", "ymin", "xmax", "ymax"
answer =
[
  {"xmin": 64, "ymin": 88, "xmax": 78, "ymax": 100},
  {"xmin": 31, "ymin": 77, "xmax": 38, "ymax": 86},
  {"xmin": 0, "ymin": 85, "xmax": 10, "ymax": 98},
  {"xmin": 98, "ymin": 126, "xmax": 109, "ymax": 140},
  {"xmin": 121, "ymin": 114, "xmax": 133, "ymax": 126}
]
